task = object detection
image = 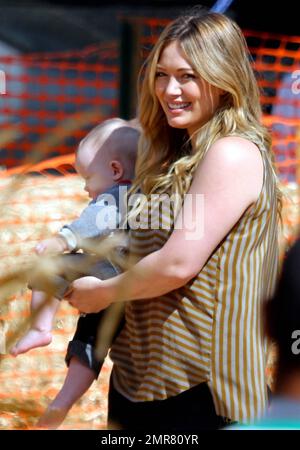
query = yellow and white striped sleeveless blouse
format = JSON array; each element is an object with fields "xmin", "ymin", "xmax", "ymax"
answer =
[{"xmin": 109, "ymin": 146, "xmax": 279, "ymax": 423}]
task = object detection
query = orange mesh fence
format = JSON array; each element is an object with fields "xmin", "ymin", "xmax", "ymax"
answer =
[
  {"xmin": 0, "ymin": 42, "xmax": 119, "ymax": 169},
  {"xmin": 244, "ymin": 30, "xmax": 300, "ymax": 183},
  {"xmin": 1, "ymin": 20, "xmax": 300, "ymax": 181},
  {"xmin": 0, "ymin": 20, "xmax": 299, "ymax": 430}
]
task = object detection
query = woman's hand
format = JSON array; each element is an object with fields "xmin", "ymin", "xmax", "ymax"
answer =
[{"xmin": 64, "ymin": 276, "xmax": 112, "ymax": 313}]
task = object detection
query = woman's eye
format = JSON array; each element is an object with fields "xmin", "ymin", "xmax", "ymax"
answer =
[
  {"xmin": 155, "ymin": 72, "xmax": 166, "ymax": 78},
  {"xmin": 183, "ymin": 73, "xmax": 196, "ymax": 79}
]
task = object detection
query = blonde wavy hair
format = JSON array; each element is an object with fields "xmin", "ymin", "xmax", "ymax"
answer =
[{"xmin": 131, "ymin": 10, "xmax": 281, "ymax": 216}]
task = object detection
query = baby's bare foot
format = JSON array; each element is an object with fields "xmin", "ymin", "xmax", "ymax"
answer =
[
  {"xmin": 36, "ymin": 406, "xmax": 69, "ymax": 429},
  {"xmin": 10, "ymin": 329, "xmax": 52, "ymax": 356}
]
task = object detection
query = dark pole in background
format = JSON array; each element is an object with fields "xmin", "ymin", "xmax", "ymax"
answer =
[{"xmin": 119, "ymin": 19, "xmax": 142, "ymax": 120}]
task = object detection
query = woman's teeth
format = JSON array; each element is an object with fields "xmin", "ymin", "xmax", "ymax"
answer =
[{"xmin": 168, "ymin": 102, "xmax": 190, "ymax": 110}]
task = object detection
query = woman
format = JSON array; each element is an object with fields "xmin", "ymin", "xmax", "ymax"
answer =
[{"xmin": 66, "ymin": 10, "xmax": 280, "ymax": 429}]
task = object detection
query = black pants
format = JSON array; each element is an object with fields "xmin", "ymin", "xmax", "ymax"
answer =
[
  {"xmin": 65, "ymin": 312, "xmax": 109, "ymax": 376},
  {"xmin": 108, "ymin": 378, "xmax": 232, "ymax": 431},
  {"xmin": 66, "ymin": 309, "xmax": 125, "ymax": 377}
]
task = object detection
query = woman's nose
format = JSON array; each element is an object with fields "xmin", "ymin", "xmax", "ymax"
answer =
[{"xmin": 165, "ymin": 76, "xmax": 181, "ymax": 96}]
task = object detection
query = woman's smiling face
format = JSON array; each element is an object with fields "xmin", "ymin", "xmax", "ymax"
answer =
[{"xmin": 154, "ymin": 40, "xmax": 223, "ymax": 137}]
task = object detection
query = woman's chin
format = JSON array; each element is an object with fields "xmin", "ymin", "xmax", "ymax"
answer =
[{"xmin": 167, "ymin": 117, "xmax": 189, "ymax": 129}]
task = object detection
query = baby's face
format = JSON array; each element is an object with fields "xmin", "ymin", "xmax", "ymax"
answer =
[{"xmin": 75, "ymin": 145, "xmax": 115, "ymax": 200}]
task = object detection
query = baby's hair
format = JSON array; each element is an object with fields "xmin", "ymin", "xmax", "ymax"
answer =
[{"xmin": 78, "ymin": 118, "xmax": 140, "ymax": 179}]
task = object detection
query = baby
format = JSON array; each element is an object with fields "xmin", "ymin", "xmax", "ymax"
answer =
[{"xmin": 10, "ymin": 117, "xmax": 139, "ymax": 428}]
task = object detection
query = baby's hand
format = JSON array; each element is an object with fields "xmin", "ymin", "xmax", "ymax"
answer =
[{"xmin": 35, "ymin": 237, "xmax": 67, "ymax": 255}]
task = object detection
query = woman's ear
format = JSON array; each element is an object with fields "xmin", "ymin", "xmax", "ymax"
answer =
[
  {"xmin": 218, "ymin": 88, "xmax": 227, "ymax": 96},
  {"xmin": 219, "ymin": 89, "xmax": 230, "ymax": 106},
  {"xmin": 110, "ymin": 160, "xmax": 124, "ymax": 181}
]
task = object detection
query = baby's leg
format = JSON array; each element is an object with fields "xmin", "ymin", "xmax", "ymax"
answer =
[
  {"xmin": 36, "ymin": 312, "xmax": 106, "ymax": 428},
  {"xmin": 10, "ymin": 252, "xmax": 85, "ymax": 357},
  {"xmin": 37, "ymin": 356, "xmax": 96, "ymax": 429},
  {"xmin": 10, "ymin": 290, "xmax": 60, "ymax": 356},
  {"xmin": 37, "ymin": 259, "xmax": 123, "ymax": 428}
]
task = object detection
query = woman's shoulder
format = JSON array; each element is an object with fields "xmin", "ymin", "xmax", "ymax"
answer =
[
  {"xmin": 208, "ymin": 136, "xmax": 262, "ymax": 162},
  {"xmin": 192, "ymin": 136, "xmax": 264, "ymax": 205},
  {"xmin": 199, "ymin": 136, "xmax": 263, "ymax": 176}
]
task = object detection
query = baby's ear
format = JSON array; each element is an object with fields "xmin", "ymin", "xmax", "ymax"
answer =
[{"xmin": 110, "ymin": 160, "xmax": 124, "ymax": 181}]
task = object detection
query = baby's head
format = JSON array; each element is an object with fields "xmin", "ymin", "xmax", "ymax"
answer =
[{"xmin": 75, "ymin": 118, "xmax": 139, "ymax": 199}]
